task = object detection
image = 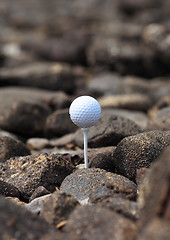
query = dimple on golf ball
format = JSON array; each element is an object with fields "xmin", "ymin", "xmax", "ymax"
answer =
[{"xmin": 69, "ymin": 96, "xmax": 101, "ymax": 128}]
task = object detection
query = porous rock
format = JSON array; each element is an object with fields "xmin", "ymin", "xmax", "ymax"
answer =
[
  {"xmin": 0, "ymin": 153, "xmax": 75, "ymax": 201},
  {"xmin": 0, "ymin": 136, "xmax": 30, "ymax": 163},
  {"xmin": 41, "ymin": 191, "xmax": 80, "ymax": 225},
  {"xmin": 0, "ymin": 196, "xmax": 56, "ymax": 240},
  {"xmin": 74, "ymin": 113, "xmax": 142, "ymax": 148},
  {"xmin": 113, "ymin": 130, "xmax": 170, "ymax": 181},
  {"xmin": 60, "ymin": 168, "xmax": 137, "ymax": 203},
  {"xmin": 64, "ymin": 205, "xmax": 137, "ymax": 240},
  {"xmin": 45, "ymin": 109, "xmax": 78, "ymax": 138},
  {"xmin": 138, "ymin": 146, "xmax": 170, "ymax": 229}
]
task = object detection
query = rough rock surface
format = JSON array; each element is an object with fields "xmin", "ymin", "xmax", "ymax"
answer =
[
  {"xmin": 0, "ymin": 136, "xmax": 30, "ymax": 163},
  {"xmin": 0, "ymin": 196, "xmax": 57, "ymax": 240},
  {"xmin": 75, "ymin": 113, "xmax": 142, "ymax": 148},
  {"xmin": 113, "ymin": 130, "xmax": 170, "ymax": 181},
  {"xmin": 0, "ymin": 153, "xmax": 75, "ymax": 201},
  {"xmin": 41, "ymin": 191, "xmax": 80, "ymax": 225},
  {"xmin": 138, "ymin": 146, "xmax": 170, "ymax": 228},
  {"xmin": 60, "ymin": 168, "xmax": 137, "ymax": 202},
  {"xmin": 64, "ymin": 205, "xmax": 137, "ymax": 240}
]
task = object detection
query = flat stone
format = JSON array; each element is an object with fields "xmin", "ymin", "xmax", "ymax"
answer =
[
  {"xmin": 0, "ymin": 196, "xmax": 57, "ymax": 240},
  {"xmin": 26, "ymin": 194, "xmax": 51, "ymax": 215},
  {"xmin": 113, "ymin": 130, "xmax": 170, "ymax": 181},
  {"xmin": 60, "ymin": 168, "xmax": 137, "ymax": 203},
  {"xmin": 74, "ymin": 113, "xmax": 142, "ymax": 148},
  {"xmin": 98, "ymin": 94, "xmax": 152, "ymax": 112},
  {"xmin": 0, "ymin": 62, "xmax": 77, "ymax": 93},
  {"xmin": 0, "ymin": 153, "xmax": 75, "ymax": 201},
  {"xmin": 0, "ymin": 136, "xmax": 30, "ymax": 163},
  {"xmin": 64, "ymin": 205, "xmax": 137, "ymax": 240},
  {"xmin": 40, "ymin": 191, "xmax": 80, "ymax": 225},
  {"xmin": 26, "ymin": 138, "xmax": 51, "ymax": 151}
]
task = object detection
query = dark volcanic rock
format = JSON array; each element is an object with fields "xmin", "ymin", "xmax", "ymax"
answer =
[
  {"xmin": 0, "ymin": 136, "xmax": 30, "ymax": 163},
  {"xmin": 148, "ymin": 107, "xmax": 170, "ymax": 131},
  {"xmin": 60, "ymin": 168, "xmax": 137, "ymax": 203},
  {"xmin": 97, "ymin": 197, "xmax": 139, "ymax": 221},
  {"xmin": 114, "ymin": 130, "xmax": 170, "ymax": 181},
  {"xmin": 45, "ymin": 109, "xmax": 78, "ymax": 137},
  {"xmin": 41, "ymin": 191, "xmax": 80, "ymax": 225},
  {"xmin": 0, "ymin": 179, "xmax": 20, "ymax": 198},
  {"xmin": 0, "ymin": 101, "xmax": 51, "ymax": 137},
  {"xmin": 89, "ymin": 146, "xmax": 116, "ymax": 172},
  {"xmin": 138, "ymin": 146, "xmax": 170, "ymax": 229},
  {"xmin": 0, "ymin": 196, "xmax": 56, "ymax": 240},
  {"xmin": 75, "ymin": 113, "xmax": 142, "ymax": 148},
  {"xmin": 0, "ymin": 153, "xmax": 75, "ymax": 201},
  {"xmin": 0, "ymin": 62, "xmax": 77, "ymax": 93},
  {"xmin": 64, "ymin": 205, "xmax": 137, "ymax": 240}
]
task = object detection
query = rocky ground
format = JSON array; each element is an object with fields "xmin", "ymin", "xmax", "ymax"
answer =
[{"xmin": 0, "ymin": 0, "xmax": 170, "ymax": 239}]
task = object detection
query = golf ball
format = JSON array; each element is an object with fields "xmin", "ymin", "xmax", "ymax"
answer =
[{"xmin": 69, "ymin": 96, "xmax": 101, "ymax": 128}]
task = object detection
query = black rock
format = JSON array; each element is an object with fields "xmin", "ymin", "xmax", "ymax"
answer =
[
  {"xmin": 0, "ymin": 136, "xmax": 30, "ymax": 163},
  {"xmin": 113, "ymin": 130, "xmax": 170, "ymax": 181}
]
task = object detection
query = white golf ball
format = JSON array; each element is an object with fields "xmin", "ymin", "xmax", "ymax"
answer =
[{"xmin": 69, "ymin": 96, "xmax": 101, "ymax": 128}]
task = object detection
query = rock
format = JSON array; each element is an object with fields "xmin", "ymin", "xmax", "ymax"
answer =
[
  {"xmin": 26, "ymin": 138, "xmax": 51, "ymax": 151},
  {"xmin": 103, "ymin": 108, "xmax": 149, "ymax": 130},
  {"xmin": 0, "ymin": 101, "xmax": 51, "ymax": 137},
  {"xmin": 149, "ymin": 95, "xmax": 170, "ymax": 115},
  {"xmin": 0, "ymin": 178, "xmax": 20, "ymax": 198},
  {"xmin": 29, "ymin": 186, "xmax": 50, "ymax": 202},
  {"xmin": 113, "ymin": 130, "xmax": 170, "ymax": 181},
  {"xmin": 64, "ymin": 205, "xmax": 137, "ymax": 240},
  {"xmin": 0, "ymin": 62, "xmax": 77, "ymax": 93},
  {"xmin": 40, "ymin": 191, "xmax": 80, "ymax": 225},
  {"xmin": 87, "ymin": 72, "xmax": 123, "ymax": 96},
  {"xmin": 45, "ymin": 109, "xmax": 78, "ymax": 138},
  {"xmin": 97, "ymin": 197, "xmax": 139, "ymax": 221},
  {"xmin": 88, "ymin": 146, "xmax": 116, "ymax": 172},
  {"xmin": 26, "ymin": 194, "xmax": 51, "ymax": 215},
  {"xmin": 136, "ymin": 219, "xmax": 170, "ymax": 240},
  {"xmin": 60, "ymin": 168, "xmax": 137, "ymax": 203},
  {"xmin": 136, "ymin": 168, "xmax": 148, "ymax": 185},
  {"xmin": 45, "ymin": 91, "xmax": 71, "ymax": 111},
  {"xmin": 0, "ymin": 136, "xmax": 30, "ymax": 163},
  {"xmin": 138, "ymin": 146, "xmax": 170, "ymax": 229},
  {"xmin": 98, "ymin": 94, "xmax": 152, "ymax": 112},
  {"xmin": 74, "ymin": 113, "xmax": 142, "ymax": 148},
  {"xmin": 0, "ymin": 153, "xmax": 75, "ymax": 201},
  {"xmin": 21, "ymin": 35, "xmax": 88, "ymax": 65},
  {"xmin": 0, "ymin": 195, "xmax": 57, "ymax": 240},
  {"xmin": 87, "ymin": 36, "xmax": 154, "ymax": 77},
  {"xmin": 148, "ymin": 107, "xmax": 170, "ymax": 131}
]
